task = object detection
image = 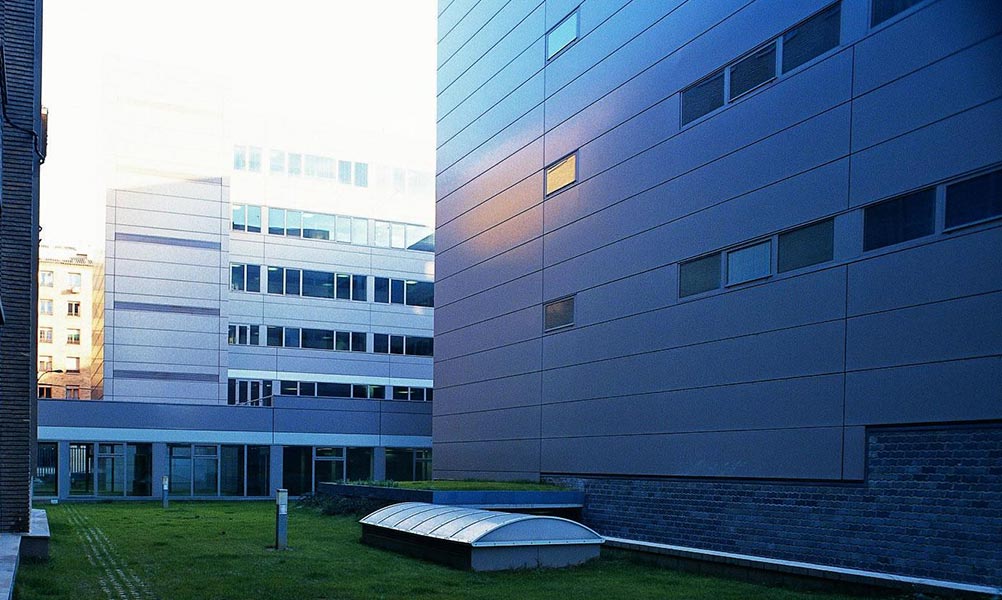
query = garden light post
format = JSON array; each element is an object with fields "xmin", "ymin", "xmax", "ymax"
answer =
[
  {"xmin": 162, "ymin": 475, "xmax": 169, "ymax": 509},
  {"xmin": 276, "ymin": 488, "xmax": 288, "ymax": 550}
]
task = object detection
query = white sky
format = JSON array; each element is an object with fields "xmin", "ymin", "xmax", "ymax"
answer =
[{"xmin": 41, "ymin": 0, "xmax": 437, "ymax": 255}]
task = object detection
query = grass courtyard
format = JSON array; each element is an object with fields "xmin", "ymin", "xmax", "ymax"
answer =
[{"xmin": 15, "ymin": 501, "xmax": 866, "ymax": 600}]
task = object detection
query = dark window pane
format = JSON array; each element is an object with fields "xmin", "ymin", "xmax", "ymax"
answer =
[
  {"xmin": 246, "ymin": 265, "xmax": 261, "ymax": 293},
  {"xmin": 127, "ymin": 444, "xmax": 153, "ymax": 496},
  {"xmin": 267, "ymin": 267, "xmax": 284, "ymax": 294},
  {"xmin": 336, "ymin": 274, "xmax": 351, "ymax": 300},
  {"xmin": 285, "ymin": 269, "xmax": 301, "ymax": 296},
  {"xmin": 411, "ymin": 388, "xmax": 425, "ymax": 402},
  {"xmin": 681, "ymin": 70, "xmax": 724, "ymax": 125},
  {"xmin": 249, "ymin": 327, "xmax": 259, "ymax": 346},
  {"xmin": 267, "ymin": 327, "xmax": 283, "ymax": 347},
  {"xmin": 168, "ymin": 445, "xmax": 190, "ymax": 496},
  {"xmin": 393, "ymin": 386, "xmax": 409, "ymax": 400},
  {"xmin": 268, "ymin": 208, "xmax": 286, "ymax": 235},
  {"xmin": 317, "ymin": 382, "xmax": 352, "ymax": 398},
  {"xmin": 374, "ymin": 277, "xmax": 389, "ymax": 303},
  {"xmin": 405, "ymin": 336, "xmax": 434, "ymax": 356},
  {"xmin": 730, "ymin": 43, "xmax": 776, "ymax": 99},
  {"xmin": 405, "ymin": 281, "xmax": 434, "ymax": 307},
  {"xmin": 544, "ymin": 297, "xmax": 574, "ymax": 331},
  {"xmin": 346, "ymin": 448, "xmax": 373, "ymax": 481},
  {"xmin": 228, "ymin": 325, "xmax": 237, "ymax": 345},
  {"xmin": 863, "ymin": 188, "xmax": 935, "ymax": 251},
  {"xmin": 679, "ymin": 253, "xmax": 721, "ymax": 298},
  {"xmin": 783, "ymin": 3, "xmax": 841, "ymax": 73},
  {"xmin": 390, "ymin": 279, "xmax": 405, "ymax": 304},
  {"xmin": 246, "ymin": 446, "xmax": 270, "ymax": 496},
  {"xmin": 228, "ymin": 379, "xmax": 237, "ymax": 404},
  {"xmin": 280, "ymin": 380, "xmax": 299, "ymax": 395},
  {"xmin": 426, "ymin": 389, "xmax": 433, "ymax": 402},
  {"xmin": 284, "ymin": 328, "xmax": 300, "ymax": 348},
  {"xmin": 390, "ymin": 335, "xmax": 404, "ymax": 355},
  {"xmin": 351, "ymin": 332, "xmax": 367, "ymax": 352},
  {"xmin": 352, "ymin": 384, "xmax": 368, "ymax": 399},
  {"xmin": 385, "ymin": 448, "xmax": 414, "ymax": 482},
  {"xmin": 945, "ymin": 169, "xmax": 1002, "ymax": 229},
  {"xmin": 299, "ymin": 382, "xmax": 316, "ymax": 396},
  {"xmin": 871, "ymin": 0, "xmax": 922, "ymax": 26},
  {"xmin": 778, "ymin": 219, "xmax": 835, "ymax": 272},
  {"xmin": 302, "ymin": 270, "xmax": 334, "ymax": 298},
  {"xmin": 334, "ymin": 331, "xmax": 349, "ymax": 351},
  {"xmin": 220, "ymin": 445, "xmax": 244, "ymax": 496},
  {"xmin": 302, "ymin": 328, "xmax": 334, "ymax": 350},
  {"xmin": 352, "ymin": 275, "xmax": 367, "ymax": 301},
  {"xmin": 282, "ymin": 446, "xmax": 312, "ymax": 495},
  {"xmin": 230, "ymin": 264, "xmax": 244, "ymax": 291},
  {"xmin": 373, "ymin": 333, "xmax": 389, "ymax": 354},
  {"xmin": 315, "ymin": 460, "xmax": 344, "ymax": 485},
  {"xmin": 369, "ymin": 385, "xmax": 386, "ymax": 400}
]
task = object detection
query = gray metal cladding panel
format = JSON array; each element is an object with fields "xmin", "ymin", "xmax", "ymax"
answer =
[
  {"xmin": 846, "ymin": 356, "xmax": 1002, "ymax": 426},
  {"xmin": 112, "ymin": 345, "xmax": 219, "ymax": 367},
  {"xmin": 436, "ymin": 338, "xmax": 542, "ymax": 388},
  {"xmin": 108, "ymin": 380, "xmax": 221, "ymax": 403},
  {"xmin": 540, "ymin": 427, "xmax": 845, "ymax": 480},
  {"xmin": 571, "ymin": 267, "xmax": 675, "ymax": 325},
  {"xmin": 541, "ymin": 320, "xmax": 845, "ymax": 403},
  {"xmin": 851, "ymin": 0, "xmax": 1002, "ymax": 95},
  {"xmin": 113, "ymin": 258, "xmax": 221, "ymax": 284},
  {"xmin": 435, "ymin": 272, "xmax": 541, "ymax": 335},
  {"xmin": 438, "ymin": 0, "xmax": 537, "ymax": 78},
  {"xmin": 438, "ymin": 105, "xmax": 544, "ymax": 202},
  {"xmin": 436, "ymin": 238, "xmax": 542, "ymax": 307},
  {"xmin": 115, "ymin": 232, "xmax": 222, "ymax": 250},
  {"xmin": 433, "ymin": 439, "xmax": 540, "ymax": 473},
  {"xmin": 112, "ymin": 188, "xmax": 226, "ymax": 213},
  {"xmin": 849, "ymin": 98, "xmax": 1002, "ymax": 206},
  {"xmin": 437, "ymin": 172, "xmax": 543, "ymax": 253},
  {"xmin": 274, "ymin": 354, "xmax": 393, "ymax": 380},
  {"xmin": 115, "ymin": 301, "xmax": 219, "ymax": 316},
  {"xmin": 437, "ymin": 136, "xmax": 542, "ymax": 219},
  {"xmin": 273, "ymin": 408, "xmax": 379, "ymax": 434},
  {"xmin": 38, "ymin": 399, "xmax": 270, "ymax": 431},
  {"xmin": 437, "ymin": 0, "xmax": 478, "ymax": 47},
  {"xmin": 380, "ymin": 411, "xmax": 433, "ymax": 437},
  {"xmin": 436, "ymin": 204, "xmax": 542, "ymax": 278},
  {"xmin": 434, "ymin": 405, "xmax": 541, "ymax": 443},
  {"xmin": 387, "ymin": 361, "xmax": 435, "ymax": 382},
  {"xmin": 845, "ymin": 291, "xmax": 1002, "ymax": 370},
  {"xmin": 111, "ymin": 312, "xmax": 221, "ymax": 334},
  {"xmin": 543, "ymin": 156, "xmax": 848, "ymax": 270},
  {"xmin": 113, "ymin": 206, "xmax": 222, "ymax": 235},
  {"xmin": 542, "ymin": 265, "xmax": 847, "ymax": 370},
  {"xmin": 544, "ymin": 97, "xmax": 851, "ymax": 236},
  {"xmin": 851, "ymin": 35, "xmax": 1002, "ymax": 150},
  {"xmin": 433, "ymin": 374, "xmax": 542, "ymax": 415},
  {"xmin": 435, "ymin": 305, "xmax": 540, "ymax": 362},
  {"xmin": 540, "ymin": 375, "xmax": 844, "ymax": 438},
  {"xmin": 847, "ymin": 227, "xmax": 1002, "ymax": 315}
]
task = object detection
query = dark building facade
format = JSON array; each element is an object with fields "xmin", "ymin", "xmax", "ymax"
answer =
[
  {"xmin": 0, "ymin": 0, "xmax": 43, "ymax": 533},
  {"xmin": 434, "ymin": 0, "xmax": 1002, "ymax": 586}
]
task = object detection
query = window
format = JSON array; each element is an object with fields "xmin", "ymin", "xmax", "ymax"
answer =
[
  {"xmin": 681, "ymin": 70, "xmax": 725, "ymax": 125},
  {"xmin": 945, "ymin": 169, "xmax": 1002, "ymax": 230},
  {"xmin": 373, "ymin": 221, "xmax": 391, "ymax": 247},
  {"xmin": 70, "ymin": 443, "xmax": 95, "ymax": 495},
  {"xmin": 267, "ymin": 326, "xmax": 283, "ymax": 347},
  {"xmin": 871, "ymin": 0, "xmax": 923, "ymax": 27},
  {"xmin": 39, "ymin": 327, "xmax": 53, "ymax": 343},
  {"xmin": 67, "ymin": 301, "xmax": 81, "ymax": 317},
  {"xmin": 34, "ymin": 442, "xmax": 58, "ymax": 496},
  {"xmin": 246, "ymin": 205, "xmax": 262, "ymax": 233},
  {"xmin": 405, "ymin": 337, "xmax": 434, "ymax": 356},
  {"xmin": 373, "ymin": 334, "xmax": 432, "ymax": 356},
  {"xmin": 38, "ymin": 385, "xmax": 53, "ymax": 399},
  {"xmin": 303, "ymin": 212, "xmax": 334, "ymax": 240},
  {"xmin": 338, "ymin": 160, "xmax": 352, "ymax": 184},
  {"xmin": 679, "ymin": 253, "xmax": 721, "ymax": 297},
  {"xmin": 248, "ymin": 146, "xmax": 262, "ymax": 172},
  {"xmin": 351, "ymin": 332, "xmax": 366, "ymax": 352},
  {"xmin": 268, "ymin": 208, "xmax": 286, "ymax": 235},
  {"xmin": 65, "ymin": 386, "xmax": 81, "ymax": 400},
  {"xmin": 66, "ymin": 356, "xmax": 81, "ymax": 373},
  {"xmin": 303, "ymin": 270, "xmax": 334, "ymax": 298},
  {"xmin": 40, "ymin": 270, "xmax": 54, "ymax": 287},
  {"xmin": 284, "ymin": 328, "xmax": 301, "ymax": 348},
  {"xmin": 285, "ymin": 268, "xmax": 301, "ymax": 296},
  {"xmin": 40, "ymin": 299, "xmax": 53, "ymax": 315},
  {"xmin": 94, "ymin": 443, "xmax": 151, "ymax": 496},
  {"xmin": 544, "ymin": 297, "xmax": 574, "ymax": 331},
  {"xmin": 228, "ymin": 324, "xmax": 259, "ymax": 346},
  {"xmin": 336, "ymin": 216, "xmax": 352, "ymax": 243},
  {"xmin": 545, "ymin": 153, "xmax": 577, "ymax": 195},
  {"xmin": 354, "ymin": 162, "xmax": 368, "ymax": 187},
  {"xmin": 288, "ymin": 153, "xmax": 302, "ymax": 175},
  {"xmin": 782, "ymin": 3, "xmax": 841, "ymax": 73},
  {"xmin": 233, "ymin": 145, "xmax": 246, "ymax": 170},
  {"xmin": 68, "ymin": 272, "xmax": 83, "ymax": 290},
  {"xmin": 302, "ymin": 328, "xmax": 334, "ymax": 350},
  {"xmin": 270, "ymin": 150, "xmax": 286, "ymax": 173},
  {"xmin": 863, "ymin": 188, "xmax": 935, "ymax": 251},
  {"xmin": 336, "ymin": 274, "xmax": 352, "ymax": 300},
  {"xmin": 730, "ymin": 43, "xmax": 776, "ymax": 100},
  {"xmin": 352, "ymin": 275, "xmax": 367, "ymax": 301},
  {"xmin": 405, "ymin": 281, "xmax": 434, "ymax": 307},
  {"xmin": 374, "ymin": 277, "xmax": 389, "ymax": 303},
  {"xmin": 230, "ymin": 263, "xmax": 261, "ymax": 292},
  {"xmin": 352, "ymin": 217, "xmax": 368, "ymax": 245},
  {"xmin": 391, "ymin": 223, "xmax": 406, "ymax": 248},
  {"xmin": 232, "ymin": 204, "xmax": 246, "ymax": 231},
  {"xmin": 268, "ymin": 267, "xmax": 285, "ymax": 295},
  {"xmin": 727, "ymin": 241, "xmax": 772, "ymax": 285},
  {"xmin": 39, "ymin": 355, "xmax": 53, "ymax": 372},
  {"xmin": 778, "ymin": 219, "xmax": 834, "ymax": 272},
  {"xmin": 547, "ymin": 10, "xmax": 578, "ymax": 60},
  {"xmin": 67, "ymin": 329, "xmax": 82, "ymax": 345}
]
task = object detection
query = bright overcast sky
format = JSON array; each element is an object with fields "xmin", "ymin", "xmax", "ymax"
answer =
[{"xmin": 41, "ymin": 0, "xmax": 437, "ymax": 254}]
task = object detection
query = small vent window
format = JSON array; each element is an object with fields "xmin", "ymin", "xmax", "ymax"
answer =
[
  {"xmin": 544, "ymin": 297, "xmax": 575, "ymax": 331},
  {"xmin": 679, "ymin": 254, "xmax": 721, "ymax": 298},
  {"xmin": 778, "ymin": 219, "xmax": 834, "ymax": 273},
  {"xmin": 863, "ymin": 188, "xmax": 935, "ymax": 251},
  {"xmin": 545, "ymin": 153, "xmax": 577, "ymax": 195},
  {"xmin": 546, "ymin": 11, "xmax": 578, "ymax": 60},
  {"xmin": 782, "ymin": 3, "xmax": 841, "ymax": 73},
  {"xmin": 681, "ymin": 70, "xmax": 724, "ymax": 126},
  {"xmin": 945, "ymin": 169, "xmax": 1002, "ymax": 230}
]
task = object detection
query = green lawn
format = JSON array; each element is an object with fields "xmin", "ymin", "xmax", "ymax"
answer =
[{"xmin": 16, "ymin": 502, "xmax": 866, "ymax": 600}]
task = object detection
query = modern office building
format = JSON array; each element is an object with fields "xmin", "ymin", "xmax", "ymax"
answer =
[
  {"xmin": 37, "ymin": 247, "xmax": 99, "ymax": 401},
  {"xmin": 35, "ymin": 63, "xmax": 435, "ymax": 500},
  {"xmin": 434, "ymin": 0, "xmax": 1001, "ymax": 587},
  {"xmin": 0, "ymin": 0, "xmax": 43, "ymax": 534}
]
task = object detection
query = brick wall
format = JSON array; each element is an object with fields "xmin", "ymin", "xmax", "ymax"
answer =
[
  {"xmin": 546, "ymin": 424, "xmax": 1002, "ymax": 587},
  {"xmin": 0, "ymin": 0, "xmax": 42, "ymax": 533}
]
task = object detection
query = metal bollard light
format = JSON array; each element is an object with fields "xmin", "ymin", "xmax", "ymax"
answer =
[
  {"xmin": 275, "ymin": 489, "xmax": 288, "ymax": 550},
  {"xmin": 162, "ymin": 475, "xmax": 169, "ymax": 509}
]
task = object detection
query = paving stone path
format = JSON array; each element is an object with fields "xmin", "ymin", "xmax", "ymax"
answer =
[{"xmin": 64, "ymin": 506, "xmax": 156, "ymax": 600}]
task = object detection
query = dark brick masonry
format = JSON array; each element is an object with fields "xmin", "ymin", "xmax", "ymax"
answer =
[{"xmin": 546, "ymin": 424, "xmax": 1002, "ymax": 587}]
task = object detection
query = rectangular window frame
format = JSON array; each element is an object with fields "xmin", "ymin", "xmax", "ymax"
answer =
[
  {"xmin": 543, "ymin": 296, "xmax": 575, "ymax": 332},
  {"xmin": 545, "ymin": 152, "xmax": 578, "ymax": 196},
  {"xmin": 546, "ymin": 9, "xmax": 579, "ymax": 61}
]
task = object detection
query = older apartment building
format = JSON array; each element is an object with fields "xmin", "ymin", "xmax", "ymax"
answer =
[{"xmin": 434, "ymin": 0, "xmax": 1001, "ymax": 587}]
